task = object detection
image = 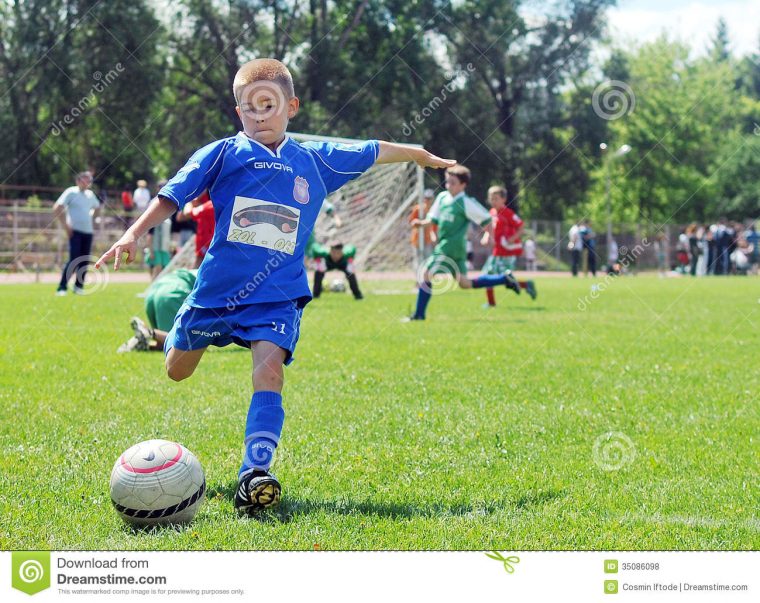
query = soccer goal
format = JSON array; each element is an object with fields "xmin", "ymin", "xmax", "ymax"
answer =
[{"xmin": 154, "ymin": 132, "xmax": 424, "ymax": 282}]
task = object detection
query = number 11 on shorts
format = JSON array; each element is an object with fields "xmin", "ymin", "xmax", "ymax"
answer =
[{"xmin": 271, "ymin": 322, "xmax": 286, "ymax": 334}]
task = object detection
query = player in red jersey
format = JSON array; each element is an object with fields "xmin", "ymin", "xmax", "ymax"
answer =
[{"xmin": 481, "ymin": 186, "xmax": 536, "ymax": 306}]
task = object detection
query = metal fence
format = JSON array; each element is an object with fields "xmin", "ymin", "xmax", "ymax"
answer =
[{"xmin": 0, "ymin": 192, "xmax": 693, "ymax": 273}]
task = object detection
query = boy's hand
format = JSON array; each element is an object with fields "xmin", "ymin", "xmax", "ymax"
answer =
[
  {"xmin": 414, "ymin": 149, "xmax": 456, "ymax": 169},
  {"xmin": 95, "ymin": 232, "xmax": 137, "ymax": 271}
]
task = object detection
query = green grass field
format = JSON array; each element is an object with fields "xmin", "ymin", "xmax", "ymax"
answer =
[{"xmin": 1, "ymin": 276, "xmax": 758, "ymax": 550}]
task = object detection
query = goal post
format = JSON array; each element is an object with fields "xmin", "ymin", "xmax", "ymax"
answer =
[{"xmin": 289, "ymin": 132, "xmax": 424, "ymax": 271}]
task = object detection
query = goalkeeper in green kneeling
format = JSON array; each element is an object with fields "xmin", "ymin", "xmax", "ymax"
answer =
[{"xmin": 311, "ymin": 242, "xmax": 363, "ymax": 300}]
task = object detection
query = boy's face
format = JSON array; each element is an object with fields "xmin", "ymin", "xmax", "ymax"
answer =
[
  {"xmin": 329, "ymin": 247, "xmax": 344, "ymax": 262},
  {"xmin": 236, "ymin": 81, "xmax": 299, "ymax": 146},
  {"xmin": 445, "ymin": 173, "xmax": 466, "ymax": 195},
  {"xmin": 488, "ymin": 192, "xmax": 506, "ymax": 209}
]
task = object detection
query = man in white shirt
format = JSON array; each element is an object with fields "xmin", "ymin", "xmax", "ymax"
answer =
[
  {"xmin": 568, "ymin": 223, "xmax": 583, "ymax": 276},
  {"xmin": 133, "ymin": 179, "xmax": 152, "ymax": 212},
  {"xmin": 53, "ymin": 171, "xmax": 100, "ymax": 295}
]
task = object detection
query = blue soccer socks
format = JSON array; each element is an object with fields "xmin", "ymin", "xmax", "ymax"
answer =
[
  {"xmin": 413, "ymin": 282, "xmax": 433, "ymax": 319},
  {"xmin": 471, "ymin": 274, "xmax": 507, "ymax": 289},
  {"xmin": 239, "ymin": 391, "xmax": 285, "ymax": 477}
]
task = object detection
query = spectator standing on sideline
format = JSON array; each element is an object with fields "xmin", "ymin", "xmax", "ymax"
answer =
[
  {"xmin": 687, "ymin": 223, "xmax": 700, "ymax": 276},
  {"xmin": 53, "ymin": 170, "xmax": 100, "ymax": 295},
  {"xmin": 581, "ymin": 220, "xmax": 597, "ymax": 277},
  {"xmin": 714, "ymin": 218, "xmax": 728, "ymax": 275},
  {"xmin": 133, "ymin": 179, "xmax": 152, "ymax": 213},
  {"xmin": 146, "ymin": 217, "xmax": 173, "ymax": 280},
  {"xmin": 524, "ymin": 236, "xmax": 537, "ymax": 272},
  {"xmin": 744, "ymin": 222, "xmax": 759, "ymax": 275},
  {"xmin": 568, "ymin": 222, "xmax": 583, "ymax": 276},
  {"xmin": 408, "ymin": 188, "xmax": 437, "ymax": 270}
]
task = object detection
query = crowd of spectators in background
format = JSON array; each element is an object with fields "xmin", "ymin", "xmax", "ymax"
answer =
[{"xmin": 676, "ymin": 219, "xmax": 758, "ymax": 276}]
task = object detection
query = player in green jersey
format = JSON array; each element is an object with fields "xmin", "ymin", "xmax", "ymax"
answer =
[{"xmin": 406, "ymin": 164, "xmax": 519, "ymax": 320}]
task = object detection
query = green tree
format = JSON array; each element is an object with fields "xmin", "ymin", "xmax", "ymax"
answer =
[
  {"xmin": 585, "ymin": 37, "xmax": 741, "ymax": 225},
  {"xmin": 436, "ymin": 0, "xmax": 615, "ymax": 207}
]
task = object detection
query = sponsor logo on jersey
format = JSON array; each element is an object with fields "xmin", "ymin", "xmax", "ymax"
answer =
[
  {"xmin": 247, "ymin": 159, "xmax": 294, "ymax": 173},
  {"xmin": 233, "ymin": 203, "xmax": 299, "ymax": 233},
  {"xmin": 293, "ymin": 176, "xmax": 310, "ymax": 204}
]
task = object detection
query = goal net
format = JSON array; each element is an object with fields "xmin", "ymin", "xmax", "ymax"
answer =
[{"xmin": 155, "ymin": 131, "xmax": 424, "ymax": 281}]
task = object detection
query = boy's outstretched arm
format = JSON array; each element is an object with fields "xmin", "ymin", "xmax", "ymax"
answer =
[
  {"xmin": 375, "ymin": 141, "xmax": 455, "ymax": 169},
  {"xmin": 95, "ymin": 197, "xmax": 177, "ymax": 270}
]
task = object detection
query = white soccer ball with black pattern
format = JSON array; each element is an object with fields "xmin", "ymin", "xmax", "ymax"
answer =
[
  {"xmin": 109, "ymin": 439, "xmax": 205, "ymax": 527},
  {"xmin": 330, "ymin": 278, "xmax": 346, "ymax": 293}
]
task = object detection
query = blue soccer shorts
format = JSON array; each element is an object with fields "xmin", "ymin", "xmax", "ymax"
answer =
[{"xmin": 164, "ymin": 300, "xmax": 304, "ymax": 365}]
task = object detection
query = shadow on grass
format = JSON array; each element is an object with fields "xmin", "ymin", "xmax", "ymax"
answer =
[{"xmin": 208, "ymin": 480, "xmax": 565, "ymax": 524}]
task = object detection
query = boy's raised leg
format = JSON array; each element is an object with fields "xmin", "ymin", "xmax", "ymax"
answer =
[{"xmin": 165, "ymin": 347, "xmax": 206, "ymax": 382}]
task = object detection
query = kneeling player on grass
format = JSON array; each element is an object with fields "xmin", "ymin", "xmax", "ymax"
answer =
[
  {"xmin": 407, "ymin": 164, "xmax": 520, "ymax": 321},
  {"xmin": 481, "ymin": 186, "xmax": 536, "ymax": 307},
  {"xmin": 312, "ymin": 242, "xmax": 363, "ymax": 300},
  {"xmin": 117, "ymin": 268, "xmax": 197, "ymax": 353},
  {"xmin": 96, "ymin": 58, "xmax": 455, "ymax": 515}
]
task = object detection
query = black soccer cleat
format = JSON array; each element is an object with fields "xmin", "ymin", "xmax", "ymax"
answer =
[
  {"xmin": 504, "ymin": 272, "xmax": 521, "ymax": 295},
  {"xmin": 525, "ymin": 280, "xmax": 537, "ymax": 300},
  {"xmin": 234, "ymin": 469, "xmax": 281, "ymax": 515}
]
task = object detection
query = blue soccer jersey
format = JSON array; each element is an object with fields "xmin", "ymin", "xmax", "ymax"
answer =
[{"xmin": 159, "ymin": 133, "xmax": 379, "ymax": 308}]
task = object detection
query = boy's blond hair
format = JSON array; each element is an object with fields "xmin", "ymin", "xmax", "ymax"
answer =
[
  {"xmin": 233, "ymin": 58, "xmax": 295, "ymax": 104},
  {"xmin": 445, "ymin": 164, "xmax": 471, "ymax": 185},
  {"xmin": 488, "ymin": 185, "xmax": 507, "ymax": 199}
]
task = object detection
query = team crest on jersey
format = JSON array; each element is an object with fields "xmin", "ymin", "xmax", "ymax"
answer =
[{"xmin": 293, "ymin": 176, "xmax": 310, "ymax": 204}]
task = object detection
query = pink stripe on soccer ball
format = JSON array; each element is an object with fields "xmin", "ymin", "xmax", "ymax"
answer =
[{"xmin": 120, "ymin": 443, "xmax": 183, "ymax": 474}]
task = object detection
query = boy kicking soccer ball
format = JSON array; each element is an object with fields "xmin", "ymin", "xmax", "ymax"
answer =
[
  {"xmin": 407, "ymin": 164, "xmax": 520, "ymax": 321},
  {"xmin": 96, "ymin": 58, "xmax": 454, "ymax": 515},
  {"xmin": 481, "ymin": 186, "xmax": 537, "ymax": 307}
]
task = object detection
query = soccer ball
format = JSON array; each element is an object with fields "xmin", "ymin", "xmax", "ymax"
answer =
[
  {"xmin": 330, "ymin": 278, "xmax": 346, "ymax": 293},
  {"xmin": 110, "ymin": 439, "xmax": 205, "ymax": 527}
]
